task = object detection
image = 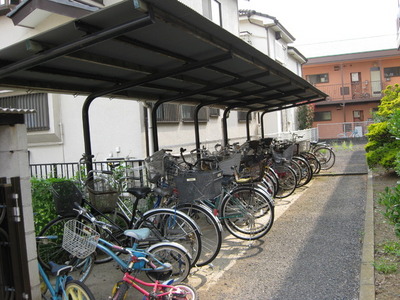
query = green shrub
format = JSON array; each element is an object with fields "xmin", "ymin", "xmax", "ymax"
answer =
[
  {"xmin": 378, "ymin": 184, "xmax": 400, "ymax": 237},
  {"xmin": 31, "ymin": 177, "xmax": 66, "ymax": 235}
]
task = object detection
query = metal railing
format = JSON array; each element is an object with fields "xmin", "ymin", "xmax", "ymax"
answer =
[
  {"xmin": 316, "ymin": 121, "xmax": 374, "ymax": 140},
  {"xmin": 312, "ymin": 81, "xmax": 390, "ymax": 102},
  {"xmin": 30, "ymin": 159, "xmax": 146, "ymax": 185}
]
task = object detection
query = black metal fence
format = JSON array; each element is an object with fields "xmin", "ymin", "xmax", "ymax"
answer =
[{"xmin": 30, "ymin": 159, "xmax": 146, "ymax": 185}]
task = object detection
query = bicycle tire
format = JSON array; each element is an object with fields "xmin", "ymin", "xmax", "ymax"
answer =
[
  {"xmin": 65, "ymin": 279, "xmax": 96, "ymax": 300},
  {"xmin": 146, "ymin": 243, "xmax": 192, "ymax": 283},
  {"xmin": 301, "ymin": 152, "xmax": 321, "ymax": 174},
  {"xmin": 167, "ymin": 283, "xmax": 199, "ymax": 300},
  {"xmin": 261, "ymin": 173, "xmax": 276, "ymax": 198},
  {"xmin": 288, "ymin": 159, "xmax": 302, "ymax": 186},
  {"xmin": 174, "ymin": 202, "xmax": 222, "ymax": 267},
  {"xmin": 314, "ymin": 147, "xmax": 335, "ymax": 170},
  {"xmin": 273, "ymin": 164, "xmax": 297, "ymax": 198},
  {"xmin": 37, "ymin": 215, "xmax": 95, "ymax": 282},
  {"xmin": 91, "ymin": 211, "xmax": 130, "ymax": 264},
  {"xmin": 292, "ymin": 155, "xmax": 313, "ymax": 187},
  {"xmin": 110, "ymin": 281, "xmax": 129, "ymax": 300},
  {"xmin": 220, "ymin": 186, "xmax": 274, "ymax": 240},
  {"xmin": 266, "ymin": 167, "xmax": 280, "ymax": 196},
  {"xmin": 134, "ymin": 208, "xmax": 202, "ymax": 267}
]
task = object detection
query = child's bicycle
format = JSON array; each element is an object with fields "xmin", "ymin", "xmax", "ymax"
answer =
[
  {"xmin": 108, "ymin": 245, "xmax": 198, "ymax": 300},
  {"xmin": 64, "ymin": 204, "xmax": 198, "ymax": 299},
  {"xmin": 36, "ymin": 231, "xmax": 97, "ymax": 300}
]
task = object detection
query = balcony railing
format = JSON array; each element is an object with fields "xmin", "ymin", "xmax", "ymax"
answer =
[{"xmin": 312, "ymin": 81, "xmax": 391, "ymax": 102}]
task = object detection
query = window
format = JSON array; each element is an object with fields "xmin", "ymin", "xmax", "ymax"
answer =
[
  {"xmin": 211, "ymin": 0, "xmax": 222, "ymax": 26},
  {"xmin": 384, "ymin": 66, "xmax": 400, "ymax": 77},
  {"xmin": 306, "ymin": 73, "xmax": 329, "ymax": 84},
  {"xmin": 0, "ymin": 93, "xmax": 49, "ymax": 131},
  {"xmin": 181, "ymin": 105, "xmax": 208, "ymax": 122},
  {"xmin": 237, "ymin": 111, "xmax": 252, "ymax": 122},
  {"xmin": 156, "ymin": 103, "xmax": 179, "ymax": 123},
  {"xmin": 209, "ymin": 107, "xmax": 220, "ymax": 117},
  {"xmin": 353, "ymin": 110, "xmax": 364, "ymax": 121},
  {"xmin": 314, "ymin": 111, "xmax": 331, "ymax": 121}
]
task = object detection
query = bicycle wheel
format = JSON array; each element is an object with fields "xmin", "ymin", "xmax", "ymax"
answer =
[
  {"xmin": 220, "ymin": 186, "xmax": 274, "ymax": 240},
  {"xmin": 314, "ymin": 147, "xmax": 335, "ymax": 170},
  {"xmin": 91, "ymin": 211, "xmax": 130, "ymax": 264},
  {"xmin": 167, "ymin": 283, "xmax": 199, "ymax": 300},
  {"xmin": 110, "ymin": 281, "xmax": 129, "ymax": 300},
  {"xmin": 134, "ymin": 208, "xmax": 202, "ymax": 266},
  {"xmin": 292, "ymin": 156, "xmax": 313, "ymax": 187},
  {"xmin": 288, "ymin": 159, "xmax": 302, "ymax": 186},
  {"xmin": 273, "ymin": 164, "xmax": 297, "ymax": 198},
  {"xmin": 65, "ymin": 279, "xmax": 96, "ymax": 300},
  {"xmin": 301, "ymin": 152, "xmax": 321, "ymax": 174},
  {"xmin": 146, "ymin": 243, "xmax": 192, "ymax": 283},
  {"xmin": 174, "ymin": 202, "xmax": 223, "ymax": 267},
  {"xmin": 37, "ymin": 216, "xmax": 94, "ymax": 282}
]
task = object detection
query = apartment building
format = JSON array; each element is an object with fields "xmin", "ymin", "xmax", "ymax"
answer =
[
  {"xmin": 238, "ymin": 9, "xmax": 307, "ymax": 135},
  {"xmin": 302, "ymin": 49, "xmax": 400, "ymax": 139}
]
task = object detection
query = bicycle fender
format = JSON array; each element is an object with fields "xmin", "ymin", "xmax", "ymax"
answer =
[
  {"xmin": 140, "ymin": 208, "xmax": 202, "ymax": 234},
  {"xmin": 147, "ymin": 241, "xmax": 192, "ymax": 260}
]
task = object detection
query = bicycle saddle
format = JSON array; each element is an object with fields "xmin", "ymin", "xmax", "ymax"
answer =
[
  {"xmin": 48, "ymin": 261, "xmax": 73, "ymax": 276},
  {"xmin": 123, "ymin": 228, "xmax": 151, "ymax": 241},
  {"xmin": 126, "ymin": 187, "xmax": 151, "ymax": 199}
]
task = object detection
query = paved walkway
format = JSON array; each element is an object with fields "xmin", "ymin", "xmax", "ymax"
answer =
[
  {"xmin": 86, "ymin": 144, "xmax": 373, "ymax": 299},
  {"xmin": 196, "ymin": 144, "xmax": 371, "ymax": 299}
]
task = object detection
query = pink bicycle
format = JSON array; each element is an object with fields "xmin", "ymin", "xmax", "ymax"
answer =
[{"xmin": 110, "ymin": 244, "xmax": 198, "ymax": 300}]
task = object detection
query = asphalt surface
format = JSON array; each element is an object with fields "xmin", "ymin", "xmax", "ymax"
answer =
[
  {"xmin": 198, "ymin": 145, "xmax": 369, "ymax": 300},
  {"xmin": 86, "ymin": 144, "xmax": 370, "ymax": 300}
]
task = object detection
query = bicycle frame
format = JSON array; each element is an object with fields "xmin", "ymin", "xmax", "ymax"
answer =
[
  {"xmin": 38, "ymin": 262, "xmax": 70, "ymax": 300},
  {"xmin": 94, "ymin": 238, "xmax": 173, "ymax": 273},
  {"xmin": 119, "ymin": 272, "xmax": 178, "ymax": 299}
]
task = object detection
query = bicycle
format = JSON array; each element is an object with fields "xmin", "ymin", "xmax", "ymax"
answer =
[
  {"xmin": 37, "ymin": 179, "xmax": 202, "ymax": 275},
  {"xmin": 62, "ymin": 208, "xmax": 197, "ymax": 299},
  {"xmin": 174, "ymin": 147, "xmax": 275, "ymax": 241},
  {"xmin": 36, "ymin": 224, "xmax": 97, "ymax": 300}
]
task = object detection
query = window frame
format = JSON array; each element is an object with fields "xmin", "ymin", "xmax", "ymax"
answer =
[
  {"xmin": 306, "ymin": 73, "xmax": 329, "ymax": 84},
  {"xmin": 181, "ymin": 105, "xmax": 209, "ymax": 123},
  {"xmin": 314, "ymin": 111, "xmax": 332, "ymax": 121}
]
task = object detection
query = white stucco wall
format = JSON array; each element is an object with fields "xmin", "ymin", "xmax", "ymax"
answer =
[{"xmin": 28, "ymin": 94, "xmax": 145, "ymax": 163}]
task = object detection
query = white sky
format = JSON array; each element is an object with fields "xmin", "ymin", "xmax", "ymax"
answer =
[{"xmin": 238, "ymin": 0, "xmax": 399, "ymax": 58}]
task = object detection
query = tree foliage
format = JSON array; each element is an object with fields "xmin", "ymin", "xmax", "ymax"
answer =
[
  {"xmin": 365, "ymin": 84, "xmax": 400, "ymax": 173},
  {"xmin": 297, "ymin": 104, "xmax": 314, "ymax": 130}
]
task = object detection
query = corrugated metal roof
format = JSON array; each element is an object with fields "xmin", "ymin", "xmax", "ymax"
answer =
[{"xmin": 0, "ymin": 0, "xmax": 326, "ymax": 112}]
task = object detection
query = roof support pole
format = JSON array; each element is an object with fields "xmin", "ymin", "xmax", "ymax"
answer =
[
  {"xmin": 194, "ymin": 103, "xmax": 207, "ymax": 160},
  {"xmin": 82, "ymin": 95, "xmax": 96, "ymax": 175},
  {"xmin": 261, "ymin": 111, "xmax": 268, "ymax": 138},
  {"xmin": 246, "ymin": 110, "xmax": 252, "ymax": 141},
  {"xmin": 222, "ymin": 107, "xmax": 231, "ymax": 146}
]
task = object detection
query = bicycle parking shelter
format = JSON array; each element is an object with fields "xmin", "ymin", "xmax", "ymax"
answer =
[{"xmin": 0, "ymin": 0, "xmax": 327, "ymax": 173}]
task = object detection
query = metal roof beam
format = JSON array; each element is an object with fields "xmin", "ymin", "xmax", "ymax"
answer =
[{"xmin": 0, "ymin": 13, "xmax": 154, "ymax": 79}]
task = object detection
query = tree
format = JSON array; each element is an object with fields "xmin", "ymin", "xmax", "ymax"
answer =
[
  {"xmin": 297, "ymin": 104, "xmax": 314, "ymax": 130},
  {"xmin": 365, "ymin": 84, "xmax": 400, "ymax": 172}
]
